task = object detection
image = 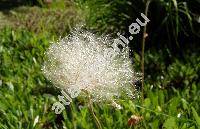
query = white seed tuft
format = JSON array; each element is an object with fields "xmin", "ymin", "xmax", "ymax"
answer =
[{"xmin": 42, "ymin": 28, "xmax": 139, "ymax": 102}]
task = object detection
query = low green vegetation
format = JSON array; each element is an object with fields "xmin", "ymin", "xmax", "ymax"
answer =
[{"xmin": 0, "ymin": 0, "xmax": 199, "ymax": 129}]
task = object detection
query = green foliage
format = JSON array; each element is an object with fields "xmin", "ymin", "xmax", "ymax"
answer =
[
  {"xmin": 0, "ymin": 28, "xmax": 56, "ymax": 128},
  {"xmin": 75, "ymin": 0, "xmax": 134, "ymax": 34},
  {"xmin": 0, "ymin": 0, "xmax": 200, "ymax": 128},
  {"xmin": 0, "ymin": 3, "xmax": 82, "ymax": 36},
  {"xmin": 0, "ymin": 28, "xmax": 200, "ymax": 128},
  {"xmin": 76, "ymin": 0, "xmax": 199, "ymax": 52},
  {"xmin": 159, "ymin": 0, "xmax": 194, "ymax": 43},
  {"xmin": 143, "ymin": 49, "xmax": 200, "ymax": 89}
]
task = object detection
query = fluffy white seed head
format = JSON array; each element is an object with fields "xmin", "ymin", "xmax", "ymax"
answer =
[{"xmin": 42, "ymin": 28, "xmax": 139, "ymax": 102}]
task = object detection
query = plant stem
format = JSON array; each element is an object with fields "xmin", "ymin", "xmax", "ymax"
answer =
[
  {"xmin": 141, "ymin": 0, "xmax": 151, "ymax": 101},
  {"xmin": 88, "ymin": 95, "xmax": 103, "ymax": 129},
  {"xmin": 70, "ymin": 104, "xmax": 77, "ymax": 129}
]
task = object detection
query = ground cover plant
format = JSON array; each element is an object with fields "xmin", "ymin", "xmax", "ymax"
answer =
[{"xmin": 0, "ymin": 0, "xmax": 200, "ymax": 129}]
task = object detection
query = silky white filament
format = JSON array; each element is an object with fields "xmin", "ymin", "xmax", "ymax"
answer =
[{"xmin": 42, "ymin": 28, "xmax": 139, "ymax": 102}]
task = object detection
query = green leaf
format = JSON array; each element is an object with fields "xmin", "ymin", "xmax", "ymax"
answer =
[
  {"xmin": 163, "ymin": 117, "xmax": 177, "ymax": 129},
  {"xmin": 181, "ymin": 98, "xmax": 188, "ymax": 110},
  {"xmin": 189, "ymin": 126, "xmax": 196, "ymax": 129},
  {"xmin": 191, "ymin": 107, "xmax": 200, "ymax": 127}
]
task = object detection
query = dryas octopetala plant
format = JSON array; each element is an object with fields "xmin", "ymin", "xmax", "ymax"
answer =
[{"xmin": 42, "ymin": 28, "xmax": 139, "ymax": 107}]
